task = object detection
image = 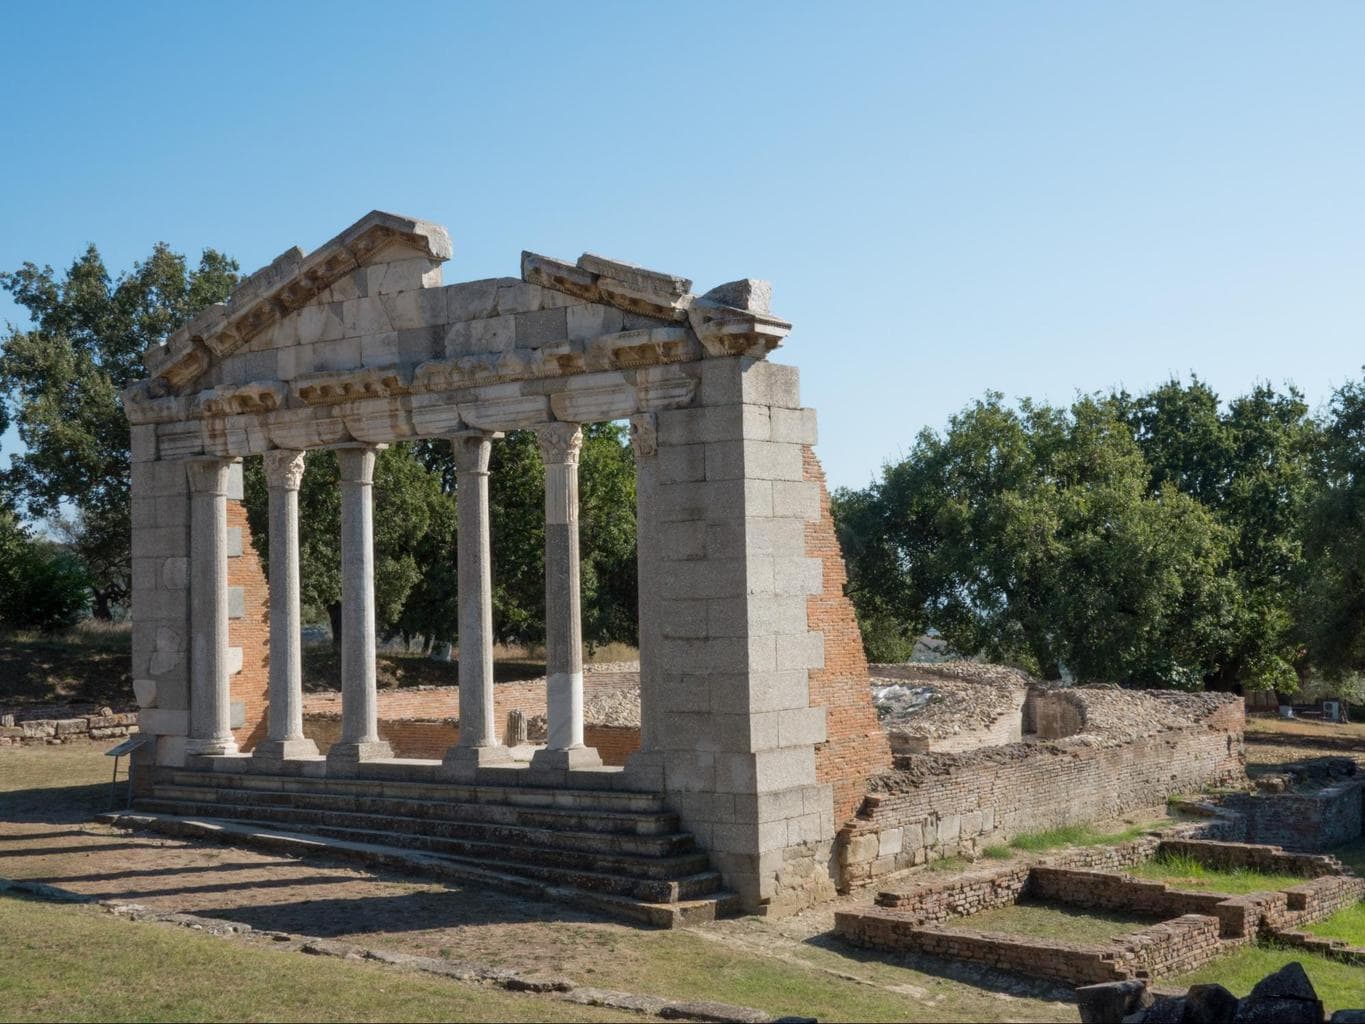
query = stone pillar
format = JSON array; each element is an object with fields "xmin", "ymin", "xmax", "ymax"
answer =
[
  {"xmin": 625, "ymin": 413, "xmax": 665, "ymax": 787},
  {"xmin": 185, "ymin": 457, "xmax": 238, "ymax": 757},
  {"xmin": 327, "ymin": 444, "xmax": 393, "ymax": 768},
  {"xmin": 442, "ymin": 431, "xmax": 511, "ymax": 779},
  {"xmin": 255, "ymin": 450, "xmax": 319, "ymax": 762},
  {"xmin": 530, "ymin": 423, "xmax": 601, "ymax": 773}
]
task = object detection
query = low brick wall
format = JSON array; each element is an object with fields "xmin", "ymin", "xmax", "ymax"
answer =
[
  {"xmin": 1157, "ymin": 838, "xmax": 1348, "ymax": 879},
  {"xmin": 834, "ymin": 908, "xmax": 1224, "ymax": 985},
  {"xmin": 875, "ymin": 834, "xmax": 1167, "ymax": 916},
  {"xmin": 1029, "ymin": 864, "xmax": 1365, "ymax": 938},
  {"xmin": 1219, "ymin": 780, "xmax": 1364, "ymax": 851},
  {"xmin": 0, "ymin": 710, "xmax": 139, "ymax": 747},
  {"xmin": 838, "ymin": 697, "xmax": 1245, "ymax": 889}
]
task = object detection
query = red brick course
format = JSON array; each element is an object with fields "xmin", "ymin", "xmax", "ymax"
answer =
[
  {"xmin": 227, "ymin": 499, "xmax": 269, "ymax": 752},
  {"xmin": 802, "ymin": 447, "xmax": 893, "ymax": 826}
]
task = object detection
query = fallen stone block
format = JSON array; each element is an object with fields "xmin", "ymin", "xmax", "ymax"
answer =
[{"xmin": 1078, "ymin": 979, "xmax": 1153, "ymax": 1023}]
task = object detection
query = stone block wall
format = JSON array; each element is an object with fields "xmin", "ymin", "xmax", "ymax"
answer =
[
  {"xmin": 802, "ymin": 447, "xmax": 893, "ymax": 826},
  {"xmin": 838, "ymin": 698, "xmax": 1246, "ymax": 889},
  {"xmin": 0, "ymin": 710, "xmax": 139, "ymax": 747}
]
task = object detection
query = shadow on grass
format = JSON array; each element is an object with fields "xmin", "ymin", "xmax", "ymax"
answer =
[
  {"xmin": 0, "ymin": 781, "xmax": 121, "ymax": 824},
  {"xmin": 187, "ymin": 884, "xmax": 612, "ymax": 936},
  {"xmin": 802, "ymin": 930, "xmax": 1075, "ymax": 1002}
]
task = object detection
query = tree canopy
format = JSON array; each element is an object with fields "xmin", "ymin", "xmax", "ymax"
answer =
[
  {"xmin": 0, "ymin": 244, "xmax": 238, "ymax": 617},
  {"xmin": 835, "ymin": 374, "xmax": 1365, "ymax": 693}
]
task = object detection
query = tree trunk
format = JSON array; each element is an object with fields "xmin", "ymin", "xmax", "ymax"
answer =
[
  {"xmin": 90, "ymin": 588, "xmax": 113, "ymax": 621},
  {"xmin": 327, "ymin": 601, "xmax": 343, "ymax": 653}
]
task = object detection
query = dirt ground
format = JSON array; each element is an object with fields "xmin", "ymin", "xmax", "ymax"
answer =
[
  {"xmin": 3, "ymin": 714, "xmax": 1357, "ymax": 1020},
  {"xmin": 1244, "ymin": 713, "xmax": 1365, "ymax": 772},
  {"xmin": 0, "ymin": 745, "xmax": 1076, "ymax": 1022}
]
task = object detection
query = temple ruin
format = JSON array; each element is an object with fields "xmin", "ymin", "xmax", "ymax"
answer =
[{"xmin": 120, "ymin": 211, "xmax": 1248, "ymax": 920}]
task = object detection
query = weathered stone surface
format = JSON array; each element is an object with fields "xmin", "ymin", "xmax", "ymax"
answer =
[{"xmin": 1078, "ymin": 979, "xmax": 1155, "ymax": 1023}]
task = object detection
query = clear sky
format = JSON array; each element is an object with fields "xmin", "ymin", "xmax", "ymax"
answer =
[{"xmin": 2, "ymin": 1, "xmax": 1362, "ymax": 491}]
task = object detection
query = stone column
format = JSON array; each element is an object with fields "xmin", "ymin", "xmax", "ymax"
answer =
[
  {"xmin": 625, "ymin": 413, "xmax": 664, "ymax": 786},
  {"xmin": 327, "ymin": 444, "xmax": 393, "ymax": 768},
  {"xmin": 185, "ymin": 457, "xmax": 238, "ymax": 757},
  {"xmin": 530, "ymin": 423, "xmax": 600, "ymax": 772},
  {"xmin": 255, "ymin": 450, "xmax": 319, "ymax": 762},
  {"xmin": 442, "ymin": 431, "xmax": 511, "ymax": 779}
]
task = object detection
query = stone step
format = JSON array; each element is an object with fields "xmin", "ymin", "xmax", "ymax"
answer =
[
  {"xmin": 157, "ymin": 768, "xmax": 668, "ymax": 815},
  {"xmin": 140, "ymin": 795, "xmax": 694, "ymax": 859},
  {"xmin": 149, "ymin": 783, "xmax": 680, "ymax": 836},
  {"xmin": 97, "ymin": 811, "xmax": 741, "ymax": 927},
  {"xmin": 135, "ymin": 799, "xmax": 712, "ymax": 882}
]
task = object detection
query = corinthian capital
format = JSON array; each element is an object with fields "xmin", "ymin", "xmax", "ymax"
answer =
[
  {"xmin": 535, "ymin": 422, "xmax": 583, "ymax": 466},
  {"xmin": 263, "ymin": 449, "xmax": 307, "ymax": 491}
]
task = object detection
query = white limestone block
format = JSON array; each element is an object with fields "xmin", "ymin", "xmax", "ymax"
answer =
[
  {"xmin": 445, "ymin": 279, "xmax": 501, "ymax": 322},
  {"xmin": 227, "ymin": 646, "xmax": 243, "ymax": 675},
  {"xmin": 226, "ymin": 462, "xmax": 244, "ymax": 501},
  {"xmin": 566, "ymin": 303, "xmax": 624, "ymax": 341},
  {"xmin": 469, "ymin": 315, "xmax": 516, "ymax": 352},
  {"xmin": 133, "ymin": 679, "xmax": 158, "ymax": 708},
  {"xmin": 226, "ymin": 527, "xmax": 243, "ymax": 558},
  {"xmin": 140, "ymin": 708, "xmax": 188, "ymax": 734},
  {"xmin": 227, "ymin": 586, "xmax": 245, "ymax": 620},
  {"xmin": 361, "ymin": 331, "xmax": 400, "ymax": 367}
]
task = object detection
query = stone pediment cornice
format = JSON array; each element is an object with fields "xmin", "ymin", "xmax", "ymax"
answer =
[
  {"xmin": 141, "ymin": 211, "xmax": 452, "ymax": 392},
  {"xmin": 123, "ymin": 213, "xmax": 793, "ymax": 432}
]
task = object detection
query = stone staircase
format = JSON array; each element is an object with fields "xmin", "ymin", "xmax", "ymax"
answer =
[{"xmin": 115, "ymin": 767, "xmax": 739, "ymax": 927}]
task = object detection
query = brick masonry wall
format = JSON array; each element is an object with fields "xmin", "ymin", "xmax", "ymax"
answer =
[
  {"xmin": 838, "ymin": 699, "xmax": 1246, "ymax": 889},
  {"xmin": 227, "ymin": 499, "xmax": 269, "ymax": 752},
  {"xmin": 1220, "ymin": 780, "xmax": 1365, "ymax": 851},
  {"xmin": 802, "ymin": 447, "xmax": 893, "ymax": 825},
  {"xmin": 833, "ymin": 907, "xmax": 1224, "ymax": 986}
]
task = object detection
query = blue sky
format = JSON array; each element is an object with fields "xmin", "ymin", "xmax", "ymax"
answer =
[{"xmin": 2, "ymin": 1, "xmax": 1362, "ymax": 491}]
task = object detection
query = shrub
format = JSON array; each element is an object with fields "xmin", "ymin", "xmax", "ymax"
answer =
[{"xmin": 0, "ymin": 518, "xmax": 90, "ymax": 632}]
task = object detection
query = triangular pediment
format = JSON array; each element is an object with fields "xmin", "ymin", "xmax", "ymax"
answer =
[{"xmin": 124, "ymin": 212, "xmax": 792, "ymax": 432}]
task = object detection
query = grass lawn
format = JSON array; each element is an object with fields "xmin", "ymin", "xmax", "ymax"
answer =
[
  {"xmin": 1128, "ymin": 852, "xmax": 1307, "ymax": 895},
  {"xmin": 0, "ymin": 896, "xmax": 633, "ymax": 1023},
  {"xmin": 1170, "ymin": 945, "xmax": 1363, "ymax": 1012},
  {"xmin": 1004, "ymin": 821, "xmax": 1167, "ymax": 854},
  {"xmin": 1306, "ymin": 902, "xmax": 1365, "ymax": 947},
  {"xmin": 940, "ymin": 899, "xmax": 1156, "ymax": 944}
]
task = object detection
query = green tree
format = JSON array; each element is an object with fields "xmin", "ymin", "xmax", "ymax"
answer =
[
  {"xmin": 242, "ymin": 444, "xmax": 456, "ymax": 649},
  {"xmin": 0, "ymin": 510, "xmax": 91, "ymax": 633},
  {"xmin": 1299, "ymin": 373, "xmax": 1365, "ymax": 680},
  {"xmin": 0, "ymin": 244, "xmax": 238, "ymax": 617},
  {"xmin": 836, "ymin": 392, "xmax": 1232, "ymax": 686},
  {"xmin": 414, "ymin": 424, "xmax": 639, "ymax": 651},
  {"xmin": 1113, "ymin": 378, "xmax": 1320, "ymax": 692}
]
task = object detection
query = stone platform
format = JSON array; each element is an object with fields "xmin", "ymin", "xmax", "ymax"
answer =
[{"xmin": 113, "ymin": 765, "xmax": 740, "ymax": 927}]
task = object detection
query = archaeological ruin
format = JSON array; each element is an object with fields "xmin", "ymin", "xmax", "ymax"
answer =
[{"xmin": 116, "ymin": 210, "xmax": 1300, "ymax": 925}]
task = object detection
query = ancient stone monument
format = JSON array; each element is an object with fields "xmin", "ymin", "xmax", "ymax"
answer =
[{"xmin": 122, "ymin": 210, "xmax": 886, "ymax": 912}]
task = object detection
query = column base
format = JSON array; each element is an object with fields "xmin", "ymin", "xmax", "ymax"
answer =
[
  {"xmin": 186, "ymin": 737, "xmax": 239, "ymax": 758},
  {"xmin": 439, "ymin": 744, "xmax": 514, "ymax": 782},
  {"xmin": 529, "ymin": 745, "xmax": 603, "ymax": 775},
  {"xmin": 325, "ymin": 740, "xmax": 394, "ymax": 776},
  {"xmin": 252, "ymin": 737, "xmax": 321, "ymax": 762}
]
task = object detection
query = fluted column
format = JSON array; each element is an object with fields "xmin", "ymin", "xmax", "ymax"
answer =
[
  {"xmin": 185, "ymin": 457, "xmax": 238, "ymax": 757},
  {"xmin": 255, "ymin": 450, "xmax": 319, "ymax": 762},
  {"xmin": 530, "ymin": 423, "xmax": 601, "ymax": 773},
  {"xmin": 327, "ymin": 444, "xmax": 393, "ymax": 769},
  {"xmin": 442, "ymin": 431, "xmax": 511, "ymax": 779}
]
